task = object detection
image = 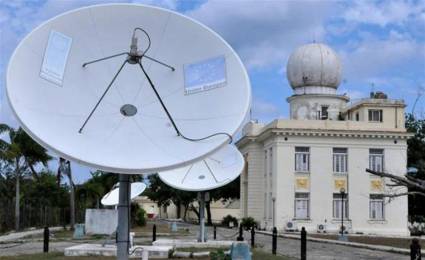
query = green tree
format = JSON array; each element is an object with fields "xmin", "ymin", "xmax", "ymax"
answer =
[
  {"xmin": 405, "ymin": 114, "xmax": 425, "ymax": 217},
  {"xmin": 145, "ymin": 174, "xmax": 240, "ymax": 224},
  {"xmin": 367, "ymin": 114, "xmax": 425, "ymax": 216},
  {"xmin": 205, "ymin": 176, "xmax": 240, "ymax": 225},
  {"xmin": 57, "ymin": 158, "xmax": 75, "ymax": 230},
  {"xmin": 145, "ymin": 174, "xmax": 197, "ymax": 219},
  {"xmin": 0, "ymin": 125, "xmax": 51, "ymax": 230}
]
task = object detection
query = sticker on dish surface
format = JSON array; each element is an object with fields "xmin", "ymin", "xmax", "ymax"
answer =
[
  {"xmin": 184, "ymin": 55, "xmax": 226, "ymax": 95},
  {"xmin": 40, "ymin": 31, "xmax": 72, "ymax": 86}
]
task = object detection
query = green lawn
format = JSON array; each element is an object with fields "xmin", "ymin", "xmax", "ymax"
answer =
[{"xmin": 310, "ymin": 233, "xmax": 424, "ymax": 249}]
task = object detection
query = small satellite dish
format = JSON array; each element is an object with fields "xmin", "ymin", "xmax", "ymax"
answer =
[
  {"xmin": 101, "ymin": 182, "xmax": 147, "ymax": 206},
  {"xmin": 157, "ymin": 144, "xmax": 244, "ymax": 191},
  {"xmin": 6, "ymin": 4, "xmax": 251, "ymax": 174}
]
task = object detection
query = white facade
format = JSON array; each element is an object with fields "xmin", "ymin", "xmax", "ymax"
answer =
[{"xmin": 237, "ymin": 43, "xmax": 411, "ymax": 235}]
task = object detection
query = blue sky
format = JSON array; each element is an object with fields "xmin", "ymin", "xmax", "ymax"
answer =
[{"xmin": 0, "ymin": 0, "xmax": 424, "ymax": 183}]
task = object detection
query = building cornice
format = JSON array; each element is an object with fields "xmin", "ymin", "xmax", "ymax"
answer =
[{"xmin": 236, "ymin": 127, "xmax": 413, "ymax": 147}]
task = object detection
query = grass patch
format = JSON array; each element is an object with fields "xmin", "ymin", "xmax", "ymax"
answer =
[
  {"xmin": 252, "ymin": 249, "xmax": 296, "ymax": 260},
  {"xmin": 178, "ymin": 247, "xmax": 229, "ymax": 252},
  {"xmin": 310, "ymin": 233, "xmax": 424, "ymax": 249},
  {"xmin": 132, "ymin": 221, "xmax": 190, "ymax": 237}
]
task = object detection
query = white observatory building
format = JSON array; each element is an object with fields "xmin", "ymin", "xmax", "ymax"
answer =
[{"xmin": 237, "ymin": 43, "xmax": 411, "ymax": 235}]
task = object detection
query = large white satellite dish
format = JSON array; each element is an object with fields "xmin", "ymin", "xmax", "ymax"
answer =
[
  {"xmin": 101, "ymin": 182, "xmax": 147, "ymax": 206},
  {"xmin": 158, "ymin": 144, "xmax": 244, "ymax": 191},
  {"xmin": 6, "ymin": 4, "xmax": 251, "ymax": 174}
]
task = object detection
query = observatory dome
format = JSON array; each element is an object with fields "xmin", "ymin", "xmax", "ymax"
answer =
[{"xmin": 287, "ymin": 43, "xmax": 342, "ymax": 89}]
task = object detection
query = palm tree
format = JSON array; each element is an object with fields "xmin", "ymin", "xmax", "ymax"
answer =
[
  {"xmin": 0, "ymin": 124, "xmax": 51, "ymax": 230},
  {"xmin": 57, "ymin": 158, "xmax": 75, "ymax": 230}
]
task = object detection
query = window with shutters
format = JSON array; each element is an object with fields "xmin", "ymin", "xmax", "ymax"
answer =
[
  {"xmin": 294, "ymin": 193, "xmax": 310, "ymax": 219},
  {"xmin": 333, "ymin": 193, "xmax": 349, "ymax": 219},
  {"xmin": 369, "ymin": 149, "xmax": 384, "ymax": 172},
  {"xmin": 295, "ymin": 147, "xmax": 310, "ymax": 172},
  {"xmin": 333, "ymin": 148, "xmax": 348, "ymax": 173},
  {"xmin": 370, "ymin": 194, "xmax": 384, "ymax": 220},
  {"xmin": 368, "ymin": 109, "xmax": 383, "ymax": 122}
]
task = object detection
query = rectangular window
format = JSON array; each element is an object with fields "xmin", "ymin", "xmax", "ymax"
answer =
[
  {"xmin": 368, "ymin": 109, "xmax": 383, "ymax": 122},
  {"xmin": 370, "ymin": 194, "xmax": 384, "ymax": 220},
  {"xmin": 295, "ymin": 193, "xmax": 310, "ymax": 219},
  {"xmin": 295, "ymin": 147, "xmax": 310, "ymax": 172},
  {"xmin": 369, "ymin": 149, "xmax": 384, "ymax": 172},
  {"xmin": 333, "ymin": 148, "xmax": 348, "ymax": 173},
  {"xmin": 321, "ymin": 106, "xmax": 329, "ymax": 120},
  {"xmin": 333, "ymin": 193, "xmax": 349, "ymax": 219}
]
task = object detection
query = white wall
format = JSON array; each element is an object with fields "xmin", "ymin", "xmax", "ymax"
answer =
[{"xmin": 243, "ymin": 135, "xmax": 409, "ymax": 235}]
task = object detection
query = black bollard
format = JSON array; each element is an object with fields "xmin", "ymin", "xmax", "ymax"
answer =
[
  {"xmin": 272, "ymin": 227, "xmax": 277, "ymax": 255},
  {"xmin": 251, "ymin": 226, "xmax": 255, "ymax": 247},
  {"xmin": 43, "ymin": 226, "xmax": 49, "ymax": 253},
  {"xmin": 152, "ymin": 224, "xmax": 157, "ymax": 242},
  {"xmin": 214, "ymin": 225, "xmax": 217, "ymax": 240},
  {"xmin": 411, "ymin": 238, "xmax": 421, "ymax": 260},
  {"xmin": 236, "ymin": 225, "xmax": 244, "ymax": 241},
  {"xmin": 301, "ymin": 227, "xmax": 307, "ymax": 260}
]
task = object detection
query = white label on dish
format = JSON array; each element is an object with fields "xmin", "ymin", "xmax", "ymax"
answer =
[
  {"xmin": 40, "ymin": 31, "xmax": 72, "ymax": 86},
  {"xmin": 184, "ymin": 55, "xmax": 226, "ymax": 95}
]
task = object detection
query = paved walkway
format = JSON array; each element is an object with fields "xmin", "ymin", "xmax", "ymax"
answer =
[
  {"xmin": 0, "ymin": 227, "xmax": 63, "ymax": 243},
  {"xmin": 0, "ymin": 222, "xmax": 413, "ymax": 259},
  {"xmin": 252, "ymin": 231, "xmax": 408, "ymax": 260},
  {"xmin": 206, "ymin": 225, "xmax": 409, "ymax": 260}
]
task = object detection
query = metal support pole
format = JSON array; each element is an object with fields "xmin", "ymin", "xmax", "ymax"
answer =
[
  {"xmin": 152, "ymin": 224, "xmax": 157, "ymax": 242},
  {"xmin": 301, "ymin": 227, "xmax": 306, "ymax": 260},
  {"xmin": 338, "ymin": 188, "xmax": 347, "ymax": 241},
  {"xmin": 272, "ymin": 227, "xmax": 277, "ymax": 255},
  {"xmin": 213, "ymin": 225, "xmax": 217, "ymax": 240},
  {"xmin": 237, "ymin": 225, "xmax": 244, "ymax": 241},
  {"xmin": 43, "ymin": 226, "xmax": 49, "ymax": 253},
  {"xmin": 410, "ymin": 238, "xmax": 421, "ymax": 260},
  {"xmin": 117, "ymin": 174, "xmax": 131, "ymax": 260},
  {"xmin": 341, "ymin": 191, "xmax": 344, "ymax": 235},
  {"xmin": 251, "ymin": 226, "xmax": 255, "ymax": 247},
  {"xmin": 198, "ymin": 192, "xmax": 206, "ymax": 242}
]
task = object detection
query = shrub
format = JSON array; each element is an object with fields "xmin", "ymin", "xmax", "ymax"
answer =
[
  {"xmin": 210, "ymin": 249, "xmax": 230, "ymax": 260},
  {"xmin": 240, "ymin": 217, "xmax": 257, "ymax": 230},
  {"xmin": 135, "ymin": 208, "xmax": 147, "ymax": 227},
  {"xmin": 221, "ymin": 215, "xmax": 238, "ymax": 228}
]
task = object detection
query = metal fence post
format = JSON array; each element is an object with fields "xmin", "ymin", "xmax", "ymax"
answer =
[
  {"xmin": 237, "ymin": 225, "xmax": 244, "ymax": 241},
  {"xmin": 410, "ymin": 238, "xmax": 421, "ymax": 260},
  {"xmin": 152, "ymin": 224, "xmax": 157, "ymax": 242},
  {"xmin": 43, "ymin": 226, "xmax": 49, "ymax": 253},
  {"xmin": 301, "ymin": 227, "xmax": 307, "ymax": 260},
  {"xmin": 251, "ymin": 226, "xmax": 255, "ymax": 247},
  {"xmin": 213, "ymin": 225, "xmax": 217, "ymax": 240},
  {"xmin": 272, "ymin": 227, "xmax": 277, "ymax": 255}
]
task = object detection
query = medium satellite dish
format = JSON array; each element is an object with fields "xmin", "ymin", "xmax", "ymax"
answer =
[
  {"xmin": 157, "ymin": 144, "xmax": 244, "ymax": 191},
  {"xmin": 101, "ymin": 182, "xmax": 147, "ymax": 206},
  {"xmin": 6, "ymin": 4, "xmax": 251, "ymax": 174}
]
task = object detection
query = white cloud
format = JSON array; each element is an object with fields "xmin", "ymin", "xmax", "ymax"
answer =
[
  {"xmin": 251, "ymin": 98, "xmax": 281, "ymax": 123},
  {"xmin": 187, "ymin": 0, "xmax": 336, "ymax": 69},
  {"xmin": 339, "ymin": 31, "xmax": 424, "ymax": 79},
  {"xmin": 342, "ymin": 0, "xmax": 424, "ymax": 27}
]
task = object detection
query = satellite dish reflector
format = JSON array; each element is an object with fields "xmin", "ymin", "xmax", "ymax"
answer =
[
  {"xmin": 6, "ymin": 4, "xmax": 251, "ymax": 174},
  {"xmin": 157, "ymin": 144, "xmax": 244, "ymax": 191},
  {"xmin": 101, "ymin": 182, "xmax": 147, "ymax": 206}
]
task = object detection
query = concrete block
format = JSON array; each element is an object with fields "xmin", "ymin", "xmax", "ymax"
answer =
[{"xmin": 85, "ymin": 209, "xmax": 117, "ymax": 235}]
